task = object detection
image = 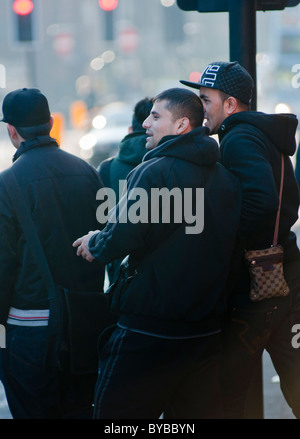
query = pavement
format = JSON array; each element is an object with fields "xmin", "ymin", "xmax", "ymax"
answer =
[{"xmin": 0, "ymin": 383, "xmax": 12, "ymax": 419}]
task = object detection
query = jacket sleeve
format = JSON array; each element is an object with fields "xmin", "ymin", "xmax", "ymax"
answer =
[
  {"xmin": 0, "ymin": 184, "xmax": 19, "ymax": 323},
  {"xmin": 88, "ymin": 164, "xmax": 156, "ymax": 265},
  {"xmin": 221, "ymin": 131, "xmax": 279, "ymax": 240}
]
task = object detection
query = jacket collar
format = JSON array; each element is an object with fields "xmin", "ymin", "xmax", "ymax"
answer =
[{"xmin": 13, "ymin": 135, "xmax": 58, "ymax": 162}]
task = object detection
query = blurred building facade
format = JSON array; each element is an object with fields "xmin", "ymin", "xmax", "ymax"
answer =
[{"xmin": 0, "ymin": 0, "xmax": 299, "ymax": 129}]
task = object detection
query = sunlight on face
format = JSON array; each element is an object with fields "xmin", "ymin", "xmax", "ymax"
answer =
[
  {"xmin": 142, "ymin": 100, "xmax": 179, "ymax": 150},
  {"xmin": 199, "ymin": 87, "xmax": 228, "ymax": 135}
]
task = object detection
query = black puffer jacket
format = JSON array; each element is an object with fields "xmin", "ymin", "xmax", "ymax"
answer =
[
  {"xmin": 0, "ymin": 136, "xmax": 105, "ymax": 322},
  {"xmin": 89, "ymin": 127, "xmax": 241, "ymax": 336},
  {"xmin": 219, "ymin": 111, "xmax": 300, "ymax": 296}
]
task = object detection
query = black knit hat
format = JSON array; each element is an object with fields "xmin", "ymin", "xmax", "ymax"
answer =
[
  {"xmin": 1, "ymin": 88, "xmax": 51, "ymax": 127},
  {"xmin": 180, "ymin": 61, "xmax": 254, "ymax": 105}
]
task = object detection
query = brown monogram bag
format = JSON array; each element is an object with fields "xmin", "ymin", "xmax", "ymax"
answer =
[{"xmin": 245, "ymin": 154, "xmax": 290, "ymax": 302}]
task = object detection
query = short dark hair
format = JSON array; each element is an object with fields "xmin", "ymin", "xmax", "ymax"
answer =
[
  {"xmin": 14, "ymin": 121, "xmax": 52, "ymax": 140},
  {"xmin": 218, "ymin": 89, "xmax": 251, "ymax": 110},
  {"xmin": 154, "ymin": 88, "xmax": 204, "ymax": 129},
  {"xmin": 219, "ymin": 90, "xmax": 231, "ymax": 103},
  {"xmin": 131, "ymin": 97, "xmax": 153, "ymax": 132}
]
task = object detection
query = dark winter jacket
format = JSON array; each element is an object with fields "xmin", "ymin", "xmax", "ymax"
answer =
[
  {"xmin": 0, "ymin": 135, "xmax": 105, "ymax": 323},
  {"xmin": 218, "ymin": 111, "xmax": 300, "ymax": 297},
  {"xmin": 89, "ymin": 127, "xmax": 241, "ymax": 337}
]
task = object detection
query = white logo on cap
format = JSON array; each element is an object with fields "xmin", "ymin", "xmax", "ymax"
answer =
[{"xmin": 201, "ymin": 64, "xmax": 220, "ymax": 87}]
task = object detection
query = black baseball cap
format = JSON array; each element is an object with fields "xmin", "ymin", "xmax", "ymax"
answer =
[
  {"xmin": 1, "ymin": 88, "xmax": 51, "ymax": 127},
  {"xmin": 180, "ymin": 61, "xmax": 254, "ymax": 105}
]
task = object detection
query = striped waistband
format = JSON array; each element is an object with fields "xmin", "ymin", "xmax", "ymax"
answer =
[{"xmin": 7, "ymin": 307, "xmax": 49, "ymax": 326}]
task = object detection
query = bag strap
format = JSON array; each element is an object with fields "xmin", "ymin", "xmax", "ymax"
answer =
[
  {"xmin": 273, "ymin": 153, "xmax": 285, "ymax": 246},
  {"xmin": 0, "ymin": 169, "xmax": 56, "ymax": 300}
]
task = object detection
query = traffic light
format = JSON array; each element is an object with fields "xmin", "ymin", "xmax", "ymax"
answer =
[
  {"xmin": 12, "ymin": 0, "xmax": 35, "ymax": 42},
  {"xmin": 98, "ymin": 0, "xmax": 118, "ymax": 41},
  {"xmin": 176, "ymin": 0, "xmax": 300, "ymax": 12},
  {"xmin": 98, "ymin": 0, "xmax": 118, "ymax": 10}
]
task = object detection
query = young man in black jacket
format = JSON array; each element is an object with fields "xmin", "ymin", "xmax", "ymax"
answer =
[
  {"xmin": 74, "ymin": 87, "xmax": 241, "ymax": 419},
  {"xmin": 181, "ymin": 61, "xmax": 300, "ymax": 418},
  {"xmin": 0, "ymin": 88, "xmax": 106, "ymax": 418}
]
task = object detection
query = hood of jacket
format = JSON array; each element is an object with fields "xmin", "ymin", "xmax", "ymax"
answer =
[
  {"xmin": 116, "ymin": 131, "xmax": 147, "ymax": 166},
  {"xmin": 218, "ymin": 111, "xmax": 298, "ymax": 156},
  {"xmin": 143, "ymin": 126, "xmax": 219, "ymax": 167}
]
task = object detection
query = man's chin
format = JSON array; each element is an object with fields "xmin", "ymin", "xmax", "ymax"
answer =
[
  {"xmin": 204, "ymin": 122, "xmax": 217, "ymax": 135},
  {"xmin": 146, "ymin": 143, "xmax": 155, "ymax": 151}
]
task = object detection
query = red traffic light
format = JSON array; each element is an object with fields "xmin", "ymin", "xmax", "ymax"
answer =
[
  {"xmin": 13, "ymin": 0, "xmax": 34, "ymax": 15},
  {"xmin": 98, "ymin": 0, "xmax": 118, "ymax": 11}
]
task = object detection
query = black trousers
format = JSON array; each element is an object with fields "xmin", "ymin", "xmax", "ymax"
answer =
[
  {"xmin": 93, "ymin": 326, "xmax": 223, "ymax": 419},
  {"xmin": 221, "ymin": 290, "xmax": 300, "ymax": 419},
  {"xmin": 0, "ymin": 325, "xmax": 97, "ymax": 419}
]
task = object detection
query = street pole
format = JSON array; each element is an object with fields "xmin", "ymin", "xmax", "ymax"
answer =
[
  {"xmin": 229, "ymin": 0, "xmax": 257, "ymax": 110},
  {"xmin": 229, "ymin": 0, "xmax": 263, "ymax": 419},
  {"xmin": 25, "ymin": 48, "xmax": 37, "ymax": 87}
]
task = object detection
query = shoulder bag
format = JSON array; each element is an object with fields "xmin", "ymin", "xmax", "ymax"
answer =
[{"xmin": 244, "ymin": 153, "xmax": 290, "ymax": 302}]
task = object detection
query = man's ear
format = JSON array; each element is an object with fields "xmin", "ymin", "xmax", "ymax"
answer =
[
  {"xmin": 176, "ymin": 117, "xmax": 190, "ymax": 134},
  {"xmin": 225, "ymin": 97, "xmax": 238, "ymax": 116},
  {"xmin": 7, "ymin": 124, "xmax": 18, "ymax": 139},
  {"xmin": 49, "ymin": 115, "xmax": 54, "ymax": 129}
]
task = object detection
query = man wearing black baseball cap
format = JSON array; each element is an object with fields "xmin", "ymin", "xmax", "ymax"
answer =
[
  {"xmin": 0, "ymin": 88, "xmax": 54, "ymax": 154},
  {"xmin": 0, "ymin": 88, "xmax": 108, "ymax": 418},
  {"xmin": 181, "ymin": 62, "xmax": 300, "ymax": 419},
  {"xmin": 180, "ymin": 61, "xmax": 254, "ymax": 134}
]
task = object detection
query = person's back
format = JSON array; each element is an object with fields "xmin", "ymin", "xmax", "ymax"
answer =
[
  {"xmin": 219, "ymin": 111, "xmax": 300, "ymax": 286},
  {"xmin": 0, "ymin": 88, "xmax": 105, "ymax": 419},
  {"xmin": 7, "ymin": 143, "xmax": 104, "ymax": 308}
]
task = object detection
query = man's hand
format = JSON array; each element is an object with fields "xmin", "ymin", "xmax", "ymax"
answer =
[{"xmin": 73, "ymin": 230, "xmax": 100, "ymax": 262}]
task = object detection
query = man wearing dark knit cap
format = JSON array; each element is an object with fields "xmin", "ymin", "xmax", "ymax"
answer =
[
  {"xmin": 181, "ymin": 61, "xmax": 300, "ymax": 419},
  {"xmin": 0, "ymin": 88, "xmax": 106, "ymax": 418}
]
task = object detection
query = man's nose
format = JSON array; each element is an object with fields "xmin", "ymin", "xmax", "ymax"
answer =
[{"xmin": 142, "ymin": 116, "xmax": 150, "ymax": 129}]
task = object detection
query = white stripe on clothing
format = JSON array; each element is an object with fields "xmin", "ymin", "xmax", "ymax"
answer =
[{"xmin": 7, "ymin": 307, "xmax": 49, "ymax": 326}]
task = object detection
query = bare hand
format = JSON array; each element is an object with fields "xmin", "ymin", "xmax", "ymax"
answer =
[{"xmin": 73, "ymin": 230, "xmax": 100, "ymax": 262}]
